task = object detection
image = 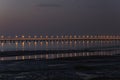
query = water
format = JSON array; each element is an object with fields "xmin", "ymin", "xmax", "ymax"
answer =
[
  {"xmin": 0, "ymin": 40, "xmax": 120, "ymax": 79},
  {"xmin": 0, "ymin": 40, "xmax": 120, "ymax": 61},
  {"xmin": 0, "ymin": 40, "xmax": 119, "ymax": 51}
]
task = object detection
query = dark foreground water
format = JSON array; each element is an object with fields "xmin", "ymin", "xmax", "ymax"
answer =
[
  {"xmin": 0, "ymin": 56, "xmax": 120, "ymax": 80},
  {"xmin": 0, "ymin": 40, "xmax": 120, "ymax": 80}
]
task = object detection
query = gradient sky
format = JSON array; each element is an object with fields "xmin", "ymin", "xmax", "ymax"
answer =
[{"xmin": 0, "ymin": 0, "xmax": 120, "ymax": 36}]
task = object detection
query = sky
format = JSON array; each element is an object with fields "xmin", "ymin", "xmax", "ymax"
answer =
[{"xmin": 0, "ymin": 0, "xmax": 120, "ymax": 36}]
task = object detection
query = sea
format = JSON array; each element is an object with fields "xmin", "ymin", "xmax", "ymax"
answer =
[{"xmin": 0, "ymin": 40, "xmax": 120, "ymax": 80}]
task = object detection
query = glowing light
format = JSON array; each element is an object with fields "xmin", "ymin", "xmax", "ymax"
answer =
[
  {"xmin": 1, "ymin": 57, "xmax": 4, "ymax": 61},
  {"xmin": 21, "ymin": 42, "xmax": 25, "ymax": 51},
  {"xmin": 46, "ymin": 54, "xmax": 48, "ymax": 59},
  {"xmin": 65, "ymin": 35, "xmax": 68, "ymax": 38},
  {"xmin": 15, "ymin": 35, "xmax": 18, "ymax": 38},
  {"xmin": 22, "ymin": 35, "xmax": 25, "ymax": 38},
  {"xmin": 57, "ymin": 41, "xmax": 59, "ymax": 44},
  {"xmin": 28, "ymin": 36, "xmax": 31, "ymax": 38},
  {"xmin": 56, "ymin": 35, "xmax": 59, "ymax": 38},
  {"xmin": 40, "ymin": 35, "xmax": 42, "ymax": 38},
  {"xmin": 82, "ymin": 35, "xmax": 85, "ymax": 38},
  {"xmin": 1, "ymin": 42, "xmax": 4, "ymax": 47},
  {"xmin": 28, "ymin": 42, "xmax": 31, "ymax": 47},
  {"xmin": 70, "ymin": 35, "xmax": 72, "ymax": 38},
  {"xmin": 22, "ymin": 56, "xmax": 25, "ymax": 60},
  {"xmin": 1, "ymin": 35, "xmax": 4, "ymax": 38},
  {"xmin": 46, "ymin": 41, "xmax": 48, "ymax": 46},
  {"xmin": 51, "ymin": 36, "xmax": 54, "ymax": 38},
  {"xmin": 86, "ymin": 35, "xmax": 89, "ymax": 38},
  {"xmin": 74, "ymin": 35, "xmax": 77, "ymax": 38},
  {"xmin": 16, "ymin": 56, "xmax": 18, "ymax": 60},
  {"xmin": 34, "ymin": 41, "xmax": 37, "ymax": 46},
  {"xmin": 15, "ymin": 42, "xmax": 18, "ymax": 48},
  {"xmin": 34, "ymin": 35, "xmax": 37, "ymax": 38},
  {"xmin": 61, "ymin": 36, "xmax": 64, "ymax": 38},
  {"xmin": 29, "ymin": 56, "xmax": 31, "ymax": 59},
  {"xmin": 40, "ymin": 42, "xmax": 43, "ymax": 46},
  {"xmin": 34, "ymin": 55, "xmax": 37, "ymax": 59},
  {"xmin": 46, "ymin": 35, "xmax": 48, "ymax": 38}
]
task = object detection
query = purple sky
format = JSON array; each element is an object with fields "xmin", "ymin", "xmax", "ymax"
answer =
[{"xmin": 0, "ymin": 0, "xmax": 120, "ymax": 36}]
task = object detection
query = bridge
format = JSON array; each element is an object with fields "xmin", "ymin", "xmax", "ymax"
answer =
[
  {"xmin": 0, "ymin": 35, "xmax": 120, "ymax": 42},
  {"xmin": 0, "ymin": 35, "xmax": 120, "ymax": 61}
]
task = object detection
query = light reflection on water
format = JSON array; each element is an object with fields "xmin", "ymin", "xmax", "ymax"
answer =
[
  {"xmin": 0, "ymin": 40, "xmax": 119, "ymax": 52},
  {"xmin": 0, "ymin": 40, "xmax": 120, "ymax": 61},
  {"xmin": 0, "ymin": 50, "xmax": 118, "ymax": 61}
]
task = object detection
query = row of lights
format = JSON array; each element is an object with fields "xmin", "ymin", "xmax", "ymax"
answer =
[{"xmin": 0, "ymin": 35, "xmax": 120, "ymax": 38}]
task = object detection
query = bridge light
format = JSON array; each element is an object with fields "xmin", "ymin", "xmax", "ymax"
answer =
[
  {"xmin": 22, "ymin": 35, "xmax": 25, "ymax": 38},
  {"xmin": 1, "ymin": 35, "xmax": 4, "ymax": 39},
  {"xmin": 34, "ymin": 35, "xmax": 37, "ymax": 38},
  {"xmin": 90, "ymin": 35, "xmax": 93, "ymax": 38},
  {"xmin": 74, "ymin": 35, "xmax": 77, "ymax": 38},
  {"xmin": 34, "ymin": 41, "xmax": 37, "ymax": 46},
  {"xmin": 61, "ymin": 36, "xmax": 63, "ymax": 38},
  {"xmin": 46, "ymin": 41, "xmax": 48, "ymax": 46},
  {"xmin": 86, "ymin": 35, "xmax": 89, "ymax": 38},
  {"xmin": 40, "ymin": 35, "xmax": 42, "ymax": 38},
  {"xmin": 28, "ymin": 35, "xmax": 31, "ymax": 38},
  {"xmin": 56, "ymin": 36, "xmax": 59, "ymax": 38},
  {"xmin": 51, "ymin": 36, "xmax": 54, "ymax": 38},
  {"xmin": 82, "ymin": 35, "xmax": 85, "ymax": 38},
  {"xmin": 70, "ymin": 35, "xmax": 72, "ymax": 38},
  {"xmin": 106, "ymin": 35, "xmax": 109, "ymax": 38},
  {"xmin": 46, "ymin": 35, "xmax": 48, "ymax": 38},
  {"xmin": 15, "ymin": 35, "xmax": 18, "ymax": 38},
  {"xmin": 1, "ymin": 42, "xmax": 4, "ymax": 47},
  {"xmin": 15, "ymin": 42, "xmax": 18, "ymax": 46}
]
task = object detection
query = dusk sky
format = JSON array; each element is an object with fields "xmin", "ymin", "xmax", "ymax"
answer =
[{"xmin": 0, "ymin": 0, "xmax": 120, "ymax": 36}]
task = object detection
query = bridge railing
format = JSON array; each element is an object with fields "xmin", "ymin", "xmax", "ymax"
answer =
[{"xmin": 0, "ymin": 35, "xmax": 120, "ymax": 41}]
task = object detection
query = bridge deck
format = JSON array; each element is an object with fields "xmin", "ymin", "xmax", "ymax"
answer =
[{"xmin": 0, "ymin": 38, "xmax": 120, "ymax": 41}]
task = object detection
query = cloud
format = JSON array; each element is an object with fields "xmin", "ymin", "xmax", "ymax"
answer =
[{"xmin": 36, "ymin": 4, "xmax": 62, "ymax": 7}]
